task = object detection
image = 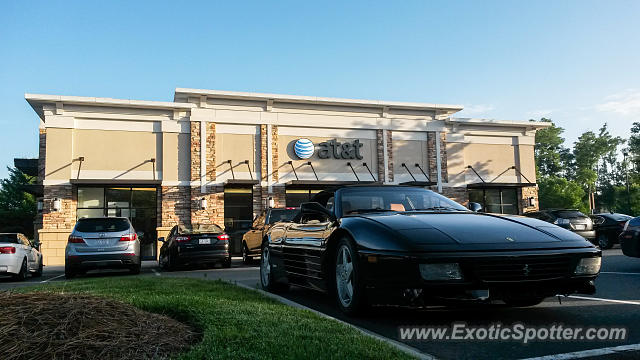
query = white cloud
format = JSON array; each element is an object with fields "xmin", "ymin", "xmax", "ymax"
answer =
[
  {"xmin": 596, "ymin": 89, "xmax": 640, "ymax": 116},
  {"xmin": 460, "ymin": 104, "xmax": 495, "ymax": 115}
]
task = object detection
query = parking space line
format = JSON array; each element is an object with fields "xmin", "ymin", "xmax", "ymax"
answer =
[
  {"xmin": 600, "ymin": 271, "xmax": 640, "ymax": 275},
  {"xmin": 520, "ymin": 343, "xmax": 640, "ymax": 360},
  {"xmin": 568, "ymin": 295, "xmax": 640, "ymax": 306},
  {"xmin": 40, "ymin": 274, "xmax": 65, "ymax": 283}
]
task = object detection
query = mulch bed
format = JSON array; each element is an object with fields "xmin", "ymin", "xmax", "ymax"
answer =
[{"xmin": 0, "ymin": 292, "xmax": 199, "ymax": 360}]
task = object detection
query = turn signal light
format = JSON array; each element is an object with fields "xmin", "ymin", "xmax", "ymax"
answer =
[
  {"xmin": 0, "ymin": 246, "xmax": 16, "ymax": 254},
  {"xmin": 217, "ymin": 234, "xmax": 230, "ymax": 241},
  {"xmin": 68, "ymin": 235, "xmax": 85, "ymax": 244},
  {"xmin": 175, "ymin": 236, "xmax": 191, "ymax": 242},
  {"xmin": 119, "ymin": 233, "xmax": 138, "ymax": 242}
]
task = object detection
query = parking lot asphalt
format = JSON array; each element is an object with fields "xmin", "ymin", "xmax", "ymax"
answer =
[{"xmin": 2, "ymin": 249, "xmax": 639, "ymax": 360}]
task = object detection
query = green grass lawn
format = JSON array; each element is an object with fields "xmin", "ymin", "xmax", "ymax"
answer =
[{"xmin": 21, "ymin": 277, "xmax": 413, "ymax": 360}]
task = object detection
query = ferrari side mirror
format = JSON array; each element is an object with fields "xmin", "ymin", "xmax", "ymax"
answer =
[{"xmin": 469, "ymin": 202, "xmax": 483, "ymax": 212}]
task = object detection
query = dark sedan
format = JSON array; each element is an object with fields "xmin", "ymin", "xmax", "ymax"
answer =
[
  {"xmin": 260, "ymin": 185, "xmax": 601, "ymax": 315},
  {"xmin": 158, "ymin": 224, "xmax": 231, "ymax": 270},
  {"xmin": 524, "ymin": 209, "xmax": 596, "ymax": 242},
  {"xmin": 620, "ymin": 217, "xmax": 640, "ymax": 258},
  {"xmin": 591, "ymin": 213, "xmax": 633, "ymax": 249}
]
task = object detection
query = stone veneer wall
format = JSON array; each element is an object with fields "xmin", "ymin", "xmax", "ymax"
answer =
[
  {"xmin": 440, "ymin": 187, "xmax": 468, "ymax": 207},
  {"xmin": 427, "ymin": 132, "xmax": 448, "ymax": 183},
  {"xmin": 38, "ymin": 185, "xmax": 76, "ymax": 265},
  {"xmin": 520, "ymin": 186, "xmax": 540, "ymax": 214}
]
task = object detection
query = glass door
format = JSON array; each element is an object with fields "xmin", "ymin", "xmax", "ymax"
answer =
[{"xmin": 224, "ymin": 188, "xmax": 253, "ymax": 254}]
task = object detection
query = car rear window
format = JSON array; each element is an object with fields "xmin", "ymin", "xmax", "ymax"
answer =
[
  {"xmin": 268, "ymin": 209, "xmax": 298, "ymax": 224},
  {"xmin": 0, "ymin": 234, "xmax": 18, "ymax": 244},
  {"xmin": 179, "ymin": 224, "xmax": 223, "ymax": 234},
  {"xmin": 75, "ymin": 218, "xmax": 130, "ymax": 232},
  {"xmin": 552, "ymin": 210, "xmax": 586, "ymax": 218}
]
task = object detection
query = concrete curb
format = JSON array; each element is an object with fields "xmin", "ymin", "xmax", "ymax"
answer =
[{"xmin": 234, "ymin": 282, "xmax": 436, "ymax": 360}]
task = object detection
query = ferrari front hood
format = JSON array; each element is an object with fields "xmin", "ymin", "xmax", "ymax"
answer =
[{"xmin": 363, "ymin": 212, "xmax": 585, "ymax": 246}]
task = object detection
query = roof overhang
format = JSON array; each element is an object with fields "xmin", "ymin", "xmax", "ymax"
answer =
[
  {"xmin": 175, "ymin": 88, "xmax": 464, "ymax": 115},
  {"xmin": 467, "ymin": 182, "xmax": 537, "ymax": 189},
  {"xmin": 448, "ymin": 118, "xmax": 552, "ymax": 130},
  {"xmin": 25, "ymin": 93, "xmax": 195, "ymax": 121}
]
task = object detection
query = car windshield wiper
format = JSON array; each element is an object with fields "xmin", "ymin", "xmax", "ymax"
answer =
[
  {"xmin": 409, "ymin": 206, "xmax": 466, "ymax": 212},
  {"xmin": 346, "ymin": 208, "xmax": 398, "ymax": 214}
]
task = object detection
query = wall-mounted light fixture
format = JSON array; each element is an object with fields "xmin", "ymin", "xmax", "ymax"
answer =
[
  {"xmin": 528, "ymin": 197, "xmax": 537, "ymax": 207},
  {"xmin": 268, "ymin": 196, "xmax": 275, "ymax": 209},
  {"xmin": 36, "ymin": 200, "xmax": 43, "ymax": 212},
  {"xmin": 52, "ymin": 198, "xmax": 62, "ymax": 212},
  {"xmin": 200, "ymin": 197, "xmax": 208, "ymax": 210}
]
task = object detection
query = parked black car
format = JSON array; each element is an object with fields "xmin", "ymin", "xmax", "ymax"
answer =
[
  {"xmin": 242, "ymin": 207, "xmax": 298, "ymax": 264},
  {"xmin": 619, "ymin": 216, "xmax": 640, "ymax": 258},
  {"xmin": 524, "ymin": 209, "xmax": 596, "ymax": 242},
  {"xmin": 590, "ymin": 213, "xmax": 633, "ymax": 249},
  {"xmin": 158, "ymin": 224, "xmax": 231, "ymax": 270},
  {"xmin": 260, "ymin": 185, "xmax": 601, "ymax": 315}
]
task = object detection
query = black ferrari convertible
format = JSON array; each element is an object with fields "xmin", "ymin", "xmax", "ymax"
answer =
[{"xmin": 260, "ymin": 185, "xmax": 601, "ymax": 315}]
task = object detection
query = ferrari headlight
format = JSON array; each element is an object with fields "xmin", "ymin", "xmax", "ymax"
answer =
[
  {"xmin": 574, "ymin": 257, "xmax": 601, "ymax": 275},
  {"xmin": 419, "ymin": 263, "xmax": 463, "ymax": 281}
]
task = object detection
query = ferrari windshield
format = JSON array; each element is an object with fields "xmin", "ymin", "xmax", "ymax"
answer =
[{"xmin": 340, "ymin": 187, "xmax": 467, "ymax": 214}]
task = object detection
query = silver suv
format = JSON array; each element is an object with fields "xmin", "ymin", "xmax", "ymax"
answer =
[{"xmin": 65, "ymin": 217, "xmax": 140, "ymax": 278}]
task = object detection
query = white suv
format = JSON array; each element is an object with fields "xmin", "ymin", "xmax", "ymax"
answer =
[{"xmin": 0, "ymin": 233, "xmax": 43, "ymax": 281}]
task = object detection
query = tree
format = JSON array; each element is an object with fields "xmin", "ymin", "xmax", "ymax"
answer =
[
  {"xmin": 0, "ymin": 167, "xmax": 36, "ymax": 238},
  {"xmin": 538, "ymin": 176, "xmax": 587, "ymax": 213},
  {"xmin": 532, "ymin": 118, "xmax": 570, "ymax": 178},
  {"xmin": 572, "ymin": 124, "xmax": 623, "ymax": 212},
  {"xmin": 628, "ymin": 122, "xmax": 640, "ymax": 183}
]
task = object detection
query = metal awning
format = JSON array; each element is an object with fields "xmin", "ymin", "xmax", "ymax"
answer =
[
  {"xmin": 399, "ymin": 181, "xmax": 437, "ymax": 187},
  {"xmin": 69, "ymin": 179, "xmax": 162, "ymax": 185},
  {"xmin": 467, "ymin": 182, "xmax": 537, "ymax": 189},
  {"xmin": 223, "ymin": 179, "xmax": 259, "ymax": 187},
  {"xmin": 285, "ymin": 180, "xmax": 379, "ymax": 190}
]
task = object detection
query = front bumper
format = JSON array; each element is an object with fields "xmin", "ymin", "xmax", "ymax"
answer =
[
  {"xmin": 66, "ymin": 253, "xmax": 140, "ymax": 271},
  {"xmin": 359, "ymin": 248, "xmax": 600, "ymax": 303}
]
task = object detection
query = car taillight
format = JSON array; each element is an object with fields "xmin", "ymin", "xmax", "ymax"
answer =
[
  {"xmin": 175, "ymin": 236, "xmax": 191, "ymax": 242},
  {"xmin": 0, "ymin": 246, "xmax": 16, "ymax": 254},
  {"xmin": 119, "ymin": 233, "xmax": 138, "ymax": 242},
  {"xmin": 217, "ymin": 234, "xmax": 230, "ymax": 241},
  {"xmin": 68, "ymin": 235, "xmax": 85, "ymax": 244}
]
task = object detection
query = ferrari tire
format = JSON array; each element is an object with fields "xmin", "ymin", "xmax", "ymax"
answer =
[
  {"xmin": 260, "ymin": 243, "xmax": 288, "ymax": 293},
  {"xmin": 333, "ymin": 238, "xmax": 367, "ymax": 316}
]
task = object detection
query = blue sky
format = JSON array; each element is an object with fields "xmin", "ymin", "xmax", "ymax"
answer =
[{"xmin": 1, "ymin": 0, "xmax": 639, "ymax": 179}]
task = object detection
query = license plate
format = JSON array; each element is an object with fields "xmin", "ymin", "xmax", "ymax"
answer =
[
  {"xmin": 199, "ymin": 238, "xmax": 211, "ymax": 245},
  {"xmin": 575, "ymin": 225, "xmax": 586, "ymax": 230},
  {"xmin": 95, "ymin": 239, "xmax": 109, "ymax": 246}
]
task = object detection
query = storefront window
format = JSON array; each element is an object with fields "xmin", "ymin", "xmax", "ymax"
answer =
[
  {"xmin": 224, "ymin": 188, "xmax": 253, "ymax": 254},
  {"xmin": 76, "ymin": 186, "xmax": 157, "ymax": 259},
  {"xmin": 285, "ymin": 189, "xmax": 322, "ymax": 207},
  {"xmin": 468, "ymin": 188, "xmax": 519, "ymax": 215}
]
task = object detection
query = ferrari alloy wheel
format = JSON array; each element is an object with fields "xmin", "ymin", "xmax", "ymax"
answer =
[
  {"xmin": 333, "ymin": 238, "xmax": 366, "ymax": 315},
  {"xmin": 260, "ymin": 245, "xmax": 272, "ymax": 289},
  {"xmin": 336, "ymin": 244, "xmax": 354, "ymax": 307}
]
